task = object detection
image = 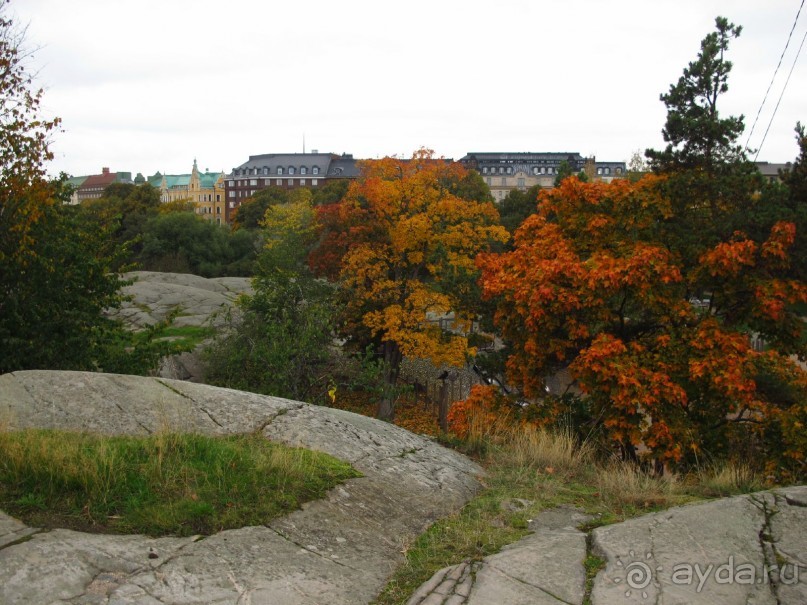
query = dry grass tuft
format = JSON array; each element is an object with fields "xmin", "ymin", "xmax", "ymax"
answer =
[
  {"xmin": 693, "ymin": 462, "xmax": 765, "ymax": 497},
  {"xmin": 596, "ymin": 460, "xmax": 684, "ymax": 511},
  {"xmin": 490, "ymin": 424, "xmax": 594, "ymax": 478}
]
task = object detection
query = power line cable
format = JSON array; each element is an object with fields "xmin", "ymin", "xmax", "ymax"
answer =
[
  {"xmin": 745, "ymin": 0, "xmax": 804, "ymax": 152},
  {"xmin": 754, "ymin": 27, "xmax": 807, "ymax": 161}
]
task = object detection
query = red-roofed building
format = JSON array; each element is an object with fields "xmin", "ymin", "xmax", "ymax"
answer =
[{"xmin": 75, "ymin": 167, "xmax": 132, "ymax": 202}]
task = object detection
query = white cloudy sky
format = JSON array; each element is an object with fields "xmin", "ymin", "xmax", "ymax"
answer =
[{"xmin": 11, "ymin": 0, "xmax": 807, "ymax": 178}]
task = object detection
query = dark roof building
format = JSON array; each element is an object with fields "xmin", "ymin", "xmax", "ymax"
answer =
[
  {"xmin": 459, "ymin": 152, "xmax": 626, "ymax": 202},
  {"xmin": 756, "ymin": 161, "xmax": 793, "ymax": 184},
  {"xmin": 224, "ymin": 152, "xmax": 359, "ymax": 223}
]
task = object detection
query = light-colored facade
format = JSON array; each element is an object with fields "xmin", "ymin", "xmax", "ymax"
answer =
[
  {"xmin": 148, "ymin": 160, "xmax": 226, "ymax": 225},
  {"xmin": 460, "ymin": 152, "xmax": 627, "ymax": 202}
]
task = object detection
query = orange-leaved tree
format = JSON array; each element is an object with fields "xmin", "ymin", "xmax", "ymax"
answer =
[
  {"xmin": 475, "ymin": 16, "xmax": 807, "ymax": 479},
  {"xmin": 477, "ymin": 173, "xmax": 807, "ymax": 476},
  {"xmin": 311, "ymin": 149, "xmax": 509, "ymax": 420}
]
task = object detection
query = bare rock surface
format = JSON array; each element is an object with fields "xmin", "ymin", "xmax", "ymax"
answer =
[
  {"xmin": 113, "ymin": 271, "xmax": 253, "ymax": 330},
  {"xmin": 110, "ymin": 271, "xmax": 254, "ymax": 382},
  {"xmin": 408, "ymin": 490, "xmax": 807, "ymax": 605},
  {"xmin": 591, "ymin": 486, "xmax": 807, "ymax": 605},
  {"xmin": 0, "ymin": 370, "xmax": 482, "ymax": 605}
]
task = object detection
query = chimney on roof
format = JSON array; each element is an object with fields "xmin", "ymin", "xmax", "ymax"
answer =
[
  {"xmin": 312, "ymin": 149, "xmax": 318, "ymax": 154},
  {"xmin": 102, "ymin": 167, "xmax": 110, "ymax": 174}
]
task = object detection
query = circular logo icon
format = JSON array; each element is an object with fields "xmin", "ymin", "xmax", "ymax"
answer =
[{"xmin": 613, "ymin": 550, "xmax": 663, "ymax": 600}]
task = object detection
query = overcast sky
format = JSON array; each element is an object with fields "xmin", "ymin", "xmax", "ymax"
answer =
[{"xmin": 12, "ymin": 0, "xmax": 807, "ymax": 178}]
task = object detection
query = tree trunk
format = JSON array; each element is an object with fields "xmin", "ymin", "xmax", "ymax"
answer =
[
  {"xmin": 377, "ymin": 341, "xmax": 402, "ymax": 422},
  {"xmin": 438, "ymin": 380, "xmax": 449, "ymax": 433}
]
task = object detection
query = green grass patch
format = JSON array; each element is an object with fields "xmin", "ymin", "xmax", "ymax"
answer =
[
  {"xmin": 583, "ymin": 550, "xmax": 607, "ymax": 605},
  {"xmin": 154, "ymin": 325, "xmax": 216, "ymax": 349},
  {"xmin": 0, "ymin": 429, "xmax": 360, "ymax": 536}
]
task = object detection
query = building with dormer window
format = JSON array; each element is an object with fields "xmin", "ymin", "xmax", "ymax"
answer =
[
  {"xmin": 224, "ymin": 152, "xmax": 359, "ymax": 223},
  {"xmin": 460, "ymin": 152, "xmax": 626, "ymax": 202}
]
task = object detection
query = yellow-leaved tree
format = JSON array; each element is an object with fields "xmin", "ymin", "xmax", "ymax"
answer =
[{"xmin": 311, "ymin": 149, "xmax": 508, "ymax": 420}]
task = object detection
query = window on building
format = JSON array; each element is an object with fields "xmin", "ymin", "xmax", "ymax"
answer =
[
  {"xmin": 216, "ymin": 194, "xmax": 220, "ymax": 202},
  {"xmin": 278, "ymin": 167, "xmax": 284, "ymax": 175},
  {"xmin": 486, "ymin": 177, "xmax": 491, "ymax": 185},
  {"xmin": 249, "ymin": 179, "xmax": 257, "ymax": 186},
  {"xmin": 264, "ymin": 167, "xmax": 269, "ymax": 175},
  {"xmin": 228, "ymin": 191, "xmax": 235, "ymax": 198},
  {"xmin": 216, "ymin": 207, "xmax": 221, "ymax": 214},
  {"xmin": 300, "ymin": 179, "xmax": 306, "ymax": 186},
  {"xmin": 482, "ymin": 167, "xmax": 488, "ymax": 174},
  {"xmin": 276, "ymin": 179, "xmax": 282, "ymax": 185},
  {"xmin": 312, "ymin": 166, "xmax": 320, "ymax": 175},
  {"xmin": 616, "ymin": 167, "xmax": 623, "ymax": 175},
  {"xmin": 517, "ymin": 178, "xmax": 525, "ymax": 187},
  {"xmin": 288, "ymin": 179, "xmax": 293, "ymax": 186},
  {"xmin": 501, "ymin": 177, "xmax": 507, "ymax": 186},
  {"xmin": 312, "ymin": 179, "xmax": 318, "ymax": 186},
  {"xmin": 301, "ymin": 166, "xmax": 307, "ymax": 175},
  {"xmin": 288, "ymin": 167, "xmax": 295, "ymax": 175},
  {"xmin": 597, "ymin": 168, "xmax": 603, "ymax": 175}
]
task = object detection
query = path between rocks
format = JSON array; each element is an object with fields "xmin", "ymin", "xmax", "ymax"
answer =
[{"xmin": 0, "ymin": 370, "xmax": 482, "ymax": 605}]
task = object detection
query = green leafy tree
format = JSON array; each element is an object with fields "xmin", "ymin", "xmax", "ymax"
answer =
[
  {"xmin": 0, "ymin": 1, "xmax": 60, "ymax": 266},
  {"xmin": 498, "ymin": 185, "xmax": 541, "ymax": 235},
  {"xmin": 233, "ymin": 186, "xmax": 288, "ymax": 230},
  {"xmin": 311, "ymin": 179, "xmax": 349, "ymax": 206},
  {"xmin": 443, "ymin": 169, "xmax": 494, "ymax": 203},
  {"xmin": 205, "ymin": 196, "xmax": 337, "ymax": 401},
  {"xmin": 776, "ymin": 124, "xmax": 807, "ymax": 282},
  {"xmin": 139, "ymin": 212, "xmax": 257, "ymax": 276},
  {"xmin": 554, "ymin": 160, "xmax": 587, "ymax": 186},
  {"xmin": 80, "ymin": 183, "xmax": 161, "ymax": 267}
]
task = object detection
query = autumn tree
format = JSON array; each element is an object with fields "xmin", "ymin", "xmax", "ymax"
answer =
[
  {"xmin": 311, "ymin": 150, "xmax": 509, "ymax": 420},
  {"xmin": 0, "ymin": 4, "xmax": 181, "ymax": 374},
  {"xmin": 477, "ymin": 18, "xmax": 807, "ymax": 478},
  {"xmin": 0, "ymin": 1, "xmax": 60, "ymax": 265}
]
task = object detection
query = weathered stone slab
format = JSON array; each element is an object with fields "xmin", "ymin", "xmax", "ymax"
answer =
[
  {"xmin": 590, "ymin": 492, "xmax": 804, "ymax": 605},
  {"xmin": 0, "ymin": 511, "xmax": 38, "ymax": 550},
  {"xmin": 0, "ymin": 528, "xmax": 198, "ymax": 605}
]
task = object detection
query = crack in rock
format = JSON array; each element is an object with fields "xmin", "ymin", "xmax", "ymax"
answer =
[{"xmin": 265, "ymin": 526, "xmax": 365, "ymax": 573}]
